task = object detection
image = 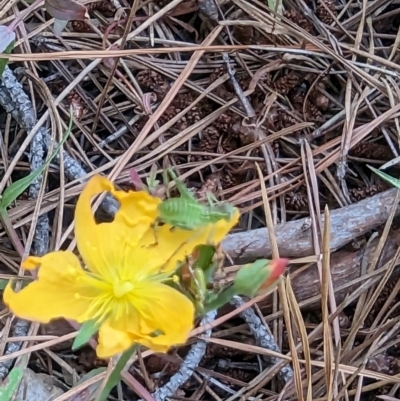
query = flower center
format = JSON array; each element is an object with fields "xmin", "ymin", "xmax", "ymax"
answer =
[{"xmin": 113, "ymin": 281, "xmax": 134, "ymax": 298}]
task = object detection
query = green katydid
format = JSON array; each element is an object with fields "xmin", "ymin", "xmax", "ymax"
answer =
[
  {"xmin": 150, "ymin": 167, "xmax": 237, "ymax": 244},
  {"xmin": 156, "ymin": 167, "xmax": 237, "ymax": 229}
]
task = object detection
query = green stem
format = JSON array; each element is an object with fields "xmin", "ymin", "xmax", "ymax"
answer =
[
  {"xmin": 96, "ymin": 344, "xmax": 138, "ymax": 401},
  {"xmin": 204, "ymin": 285, "xmax": 238, "ymax": 313}
]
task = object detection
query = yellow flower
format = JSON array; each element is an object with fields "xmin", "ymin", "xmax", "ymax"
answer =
[{"xmin": 3, "ymin": 175, "xmax": 239, "ymax": 358}]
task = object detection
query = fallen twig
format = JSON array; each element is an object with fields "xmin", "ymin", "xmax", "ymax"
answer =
[
  {"xmin": 230, "ymin": 296, "xmax": 293, "ymax": 384},
  {"xmin": 29, "ymin": 120, "xmax": 49, "ymax": 256},
  {"xmin": 222, "ymin": 187, "xmax": 400, "ymax": 262},
  {"xmin": 219, "ymin": 229, "xmax": 400, "ymax": 318},
  {"xmin": 222, "ymin": 52, "xmax": 255, "ymax": 119}
]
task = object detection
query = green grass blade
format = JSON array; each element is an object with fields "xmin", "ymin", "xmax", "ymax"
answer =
[
  {"xmin": 96, "ymin": 344, "xmax": 138, "ymax": 401},
  {"xmin": 0, "ymin": 366, "xmax": 24, "ymax": 401},
  {"xmin": 0, "ymin": 40, "xmax": 15, "ymax": 78},
  {"xmin": 268, "ymin": 0, "xmax": 283, "ymax": 15},
  {"xmin": 72, "ymin": 319, "xmax": 101, "ymax": 350},
  {"xmin": 368, "ymin": 165, "xmax": 400, "ymax": 189},
  {"xmin": 1, "ymin": 111, "xmax": 73, "ymax": 209},
  {"xmin": 0, "ymin": 278, "xmax": 9, "ymax": 290}
]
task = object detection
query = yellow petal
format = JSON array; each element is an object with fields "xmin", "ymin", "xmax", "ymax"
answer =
[
  {"xmin": 138, "ymin": 209, "xmax": 240, "ymax": 274},
  {"xmin": 21, "ymin": 256, "xmax": 42, "ymax": 270},
  {"xmin": 4, "ymin": 252, "xmax": 101, "ymax": 323},
  {"xmin": 74, "ymin": 175, "xmax": 161, "ymax": 279},
  {"xmin": 113, "ymin": 187, "xmax": 161, "ymax": 227},
  {"xmin": 97, "ymin": 321, "xmax": 136, "ymax": 358},
  {"xmin": 109, "ymin": 282, "xmax": 194, "ymax": 351}
]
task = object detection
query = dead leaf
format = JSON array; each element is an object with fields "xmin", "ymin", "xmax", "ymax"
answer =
[{"xmin": 45, "ymin": 0, "xmax": 88, "ymax": 21}]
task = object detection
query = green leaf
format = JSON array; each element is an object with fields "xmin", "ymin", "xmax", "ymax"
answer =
[
  {"xmin": 72, "ymin": 319, "xmax": 101, "ymax": 350},
  {"xmin": 368, "ymin": 165, "xmax": 400, "ymax": 189},
  {"xmin": 96, "ymin": 344, "xmax": 138, "ymax": 401},
  {"xmin": 146, "ymin": 164, "xmax": 160, "ymax": 192},
  {"xmin": 1, "ymin": 112, "xmax": 73, "ymax": 209},
  {"xmin": 0, "ymin": 278, "xmax": 9, "ymax": 290},
  {"xmin": 0, "ymin": 366, "xmax": 24, "ymax": 401},
  {"xmin": 0, "ymin": 40, "xmax": 15, "ymax": 79},
  {"xmin": 193, "ymin": 244, "xmax": 216, "ymax": 284}
]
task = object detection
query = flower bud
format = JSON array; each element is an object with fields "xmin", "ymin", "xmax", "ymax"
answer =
[
  {"xmin": 234, "ymin": 258, "xmax": 288, "ymax": 297},
  {"xmin": 257, "ymin": 258, "xmax": 288, "ymax": 294}
]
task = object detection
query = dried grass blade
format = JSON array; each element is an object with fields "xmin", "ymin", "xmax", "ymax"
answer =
[
  {"xmin": 302, "ymin": 141, "xmax": 341, "ymax": 340},
  {"xmin": 279, "ymin": 279, "xmax": 303, "ymax": 401},
  {"xmin": 204, "ymin": 338, "xmax": 400, "ymax": 383},
  {"xmin": 108, "ymin": 26, "xmax": 223, "ymax": 180},
  {"xmin": 286, "ymin": 277, "xmax": 312, "ymax": 401},
  {"xmin": 321, "ymin": 205, "xmax": 334, "ymax": 401},
  {"xmin": 254, "ymin": 162, "xmax": 279, "ymax": 257},
  {"xmin": 342, "ymin": 189, "xmax": 400, "ymax": 358},
  {"xmin": 255, "ymin": 162, "xmax": 292, "ymax": 392}
]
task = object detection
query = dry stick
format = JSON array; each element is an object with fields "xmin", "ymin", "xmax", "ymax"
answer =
[
  {"xmin": 29, "ymin": 126, "xmax": 49, "ymax": 257},
  {"xmin": 222, "ymin": 186, "xmax": 400, "ymax": 262},
  {"xmin": 230, "ymin": 296, "xmax": 293, "ymax": 383},
  {"xmin": 0, "ymin": 66, "xmax": 213, "ymax": 401},
  {"xmin": 261, "ymin": 229, "xmax": 400, "ymax": 311}
]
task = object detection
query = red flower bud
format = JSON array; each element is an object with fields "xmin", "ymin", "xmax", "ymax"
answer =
[{"xmin": 258, "ymin": 258, "xmax": 288, "ymax": 293}]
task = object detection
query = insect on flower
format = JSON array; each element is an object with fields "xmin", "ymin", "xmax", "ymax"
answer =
[
  {"xmin": 3, "ymin": 175, "xmax": 240, "ymax": 359},
  {"xmin": 154, "ymin": 168, "xmax": 238, "ymax": 240}
]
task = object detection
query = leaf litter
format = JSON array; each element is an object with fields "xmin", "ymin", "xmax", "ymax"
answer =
[{"xmin": 2, "ymin": 0, "xmax": 400, "ymax": 399}]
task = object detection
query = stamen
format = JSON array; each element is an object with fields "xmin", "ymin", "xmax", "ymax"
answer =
[{"xmin": 113, "ymin": 281, "xmax": 134, "ymax": 298}]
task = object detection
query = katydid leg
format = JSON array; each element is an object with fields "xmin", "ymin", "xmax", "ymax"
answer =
[
  {"xmin": 205, "ymin": 191, "xmax": 219, "ymax": 206},
  {"xmin": 167, "ymin": 167, "xmax": 196, "ymax": 200},
  {"xmin": 162, "ymin": 169, "xmax": 171, "ymax": 198},
  {"xmin": 150, "ymin": 222, "xmax": 160, "ymax": 246}
]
